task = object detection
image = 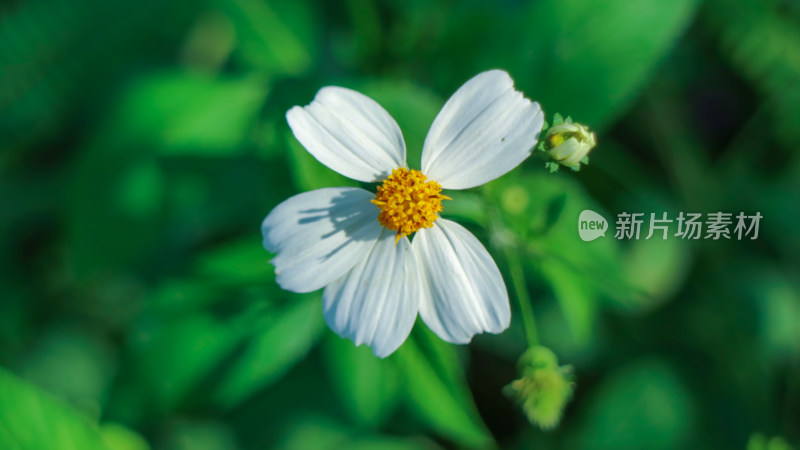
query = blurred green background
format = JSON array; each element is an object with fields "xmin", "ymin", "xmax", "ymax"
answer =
[{"xmin": 1, "ymin": 0, "xmax": 799, "ymax": 448}]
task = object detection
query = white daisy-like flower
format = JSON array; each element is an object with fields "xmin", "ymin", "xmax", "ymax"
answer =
[{"xmin": 262, "ymin": 70, "xmax": 544, "ymax": 357}]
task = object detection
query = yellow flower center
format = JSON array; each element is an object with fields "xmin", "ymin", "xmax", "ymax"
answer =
[
  {"xmin": 548, "ymin": 133, "xmax": 566, "ymax": 147},
  {"xmin": 371, "ymin": 168, "xmax": 450, "ymax": 242}
]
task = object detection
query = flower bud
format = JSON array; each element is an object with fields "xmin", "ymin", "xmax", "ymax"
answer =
[
  {"xmin": 504, "ymin": 346, "xmax": 574, "ymax": 430},
  {"xmin": 542, "ymin": 116, "xmax": 596, "ymax": 171}
]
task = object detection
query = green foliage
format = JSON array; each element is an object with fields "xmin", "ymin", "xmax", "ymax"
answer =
[
  {"xmin": 573, "ymin": 360, "xmax": 695, "ymax": 450},
  {"xmin": 211, "ymin": 292, "xmax": 325, "ymax": 409},
  {"xmin": 100, "ymin": 424, "xmax": 151, "ymax": 450},
  {"xmin": 359, "ymin": 81, "xmax": 442, "ymax": 169},
  {"xmin": 705, "ymin": 0, "xmax": 800, "ymax": 148},
  {"xmin": 218, "ymin": 0, "xmax": 317, "ymax": 76},
  {"xmin": 116, "ymin": 72, "xmax": 269, "ymax": 154},
  {"xmin": 322, "ymin": 333, "xmax": 400, "ymax": 428},
  {"xmin": 270, "ymin": 415, "xmax": 441, "ymax": 450},
  {"xmin": 394, "ymin": 328, "xmax": 494, "ymax": 448},
  {"xmin": 488, "ymin": 170, "xmax": 627, "ymax": 346},
  {"xmin": 0, "ymin": 368, "xmax": 110, "ymax": 450},
  {"xmin": 748, "ymin": 434, "xmax": 795, "ymax": 450},
  {"xmin": 521, "ymin": 0, "xmax": 700, "ymax": 129}
]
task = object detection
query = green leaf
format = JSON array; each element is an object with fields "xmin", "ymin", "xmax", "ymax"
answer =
[
  {"xmin": 272, "ymin": 415, "xmax": 350, "ymax": 450},
  {"xmin": 344, "ymin": 436, "xmax": 441, "ymax": 450},
  {"xmin": 68, "ymin": 142, "xmax": 163, "ymax": 277},
  {"xmin": 219, "ymin": 0, "xmax": 316, "ymax": 76},
  {"xmin": 100, "ymin": 423, "xmax": 150, "ymax": 450},
  {"xmin": 573, "ymin": 359, "xmax": 695, "ymax": 450},
  {"xmin": 619, "ymin": 236, "xmax": 691, "ymax": 312},
  {"xmin": 412, "ymin": 326, "xmax": 479, "ymax": 411},
  {"xmin": 116, "ymin": 160, "xmax": 165, "ymax": 220},
  {"xmin": 321, "ymin": 332, "xmax": 400, "ymax": 428},
  {"xmin": 68, "ymin": 71, "xmax": 269, "ymax": 276},
  {"xmin": 147, "ymin": 279, "xmax": 221, "ymax": 315},
  {"xmin": 0, "ymin": 367, "xmax": 110, "ymax": 450},
  {"xmin": 128, "ymin": 312, "xmax": 246, "ymax": 413},
  {"xmin": 16, "ymin": 328, "xmax": 114, "ymax": 422},
  {"xmin": 117, "ymin": 71, "xmax": 269, "ymax": 155},
  {"xmin": 272, "ymin": 414, "xmax": 444, "ymax": 450},
  {"xmin": 159, "ymin": 420, "xmax": 238, "ymax": 450},
  {"xmin": 540, "ymin": 259, "xmax": 598, "ymax": 345},
  {"xmin": 440, "ymin": 192, "xmax": 488, "ymax": 227},
  {"xmin": 195, "ymin": 238, "xmax": 276, "ymax": 286},
  {"xmin": 360, "ymin": 81, "xmax": 442, "ymax": 169},
  {"xmin": 706, "ymin": 0, "xmax": 800, "ymax": 148},
  {"xmin": 522, "ymin": 0, "xmax": 700, "ymax": 129},
  {"xmin": 212, "ymin": 293, "xmax": 325, "ymax": 409},
  {"xmin": 747, "ymin": 433, "xmax": 795, "ymax": 450},
  {"xmin": 750, "ymin": 272, "xmax": 800, "ymax": 361},
  {"xmin": 0, "ymin": 0, "xmax": 203, "ymax": 151},
  {"xmin": 394, "ymin": 331, "xmax": 493, "ymax": 449}
]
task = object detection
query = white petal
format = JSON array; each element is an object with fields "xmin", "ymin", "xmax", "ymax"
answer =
[
  {"xmin": 287, "ymin": 86, "xmax": 406, "ymax": 182},
  {"xmin": 421, "ymin": 70, "xmax": 544, "ymax": 190},
  {"xmin": 262, "ymin": 187, "xmax": 382, "ymax": 293},
  {"xmin": 414, "ymin": 219, "xmax": 510, "ymax": 343},
  {"xmin": 323, "ymin": 229, "xmax": 421, "ymax": 358}
]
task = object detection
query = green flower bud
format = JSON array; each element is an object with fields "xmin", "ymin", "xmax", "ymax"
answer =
[
  {"xmin": 504, "ymin": 346, "xmax": 574, "ymax": 430},
  {"xmin": 542, "ymin": 116, "xmax": 596, "ymax": 171}
]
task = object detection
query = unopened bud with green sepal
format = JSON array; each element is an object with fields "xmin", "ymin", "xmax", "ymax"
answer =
[
  {"xmin": 539, "ymin": 113, "xmax": 596, "ymax": 172},
  {"xmin": 503, "ymin": 346, "xmax": 574, "ymax": 429}
]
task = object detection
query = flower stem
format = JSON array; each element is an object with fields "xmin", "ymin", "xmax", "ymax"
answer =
[
  {"xmin": 484, "ymin": 194, "xmax": 540, "ymax": 349},
  {"xmin": 503, "ymin": 244, "xmax": 540, "ymax": 348}
]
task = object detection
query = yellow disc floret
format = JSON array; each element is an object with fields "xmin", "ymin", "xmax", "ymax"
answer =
[{"xmin": 371, "ymin": 168, "xmax": 450, "ymax": 242}]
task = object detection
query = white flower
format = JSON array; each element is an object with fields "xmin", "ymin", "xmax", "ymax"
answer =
[{"xmin": 262, "ymin": 70, "xmax": 544, "ymax": 357}]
